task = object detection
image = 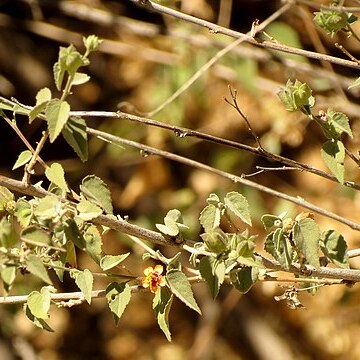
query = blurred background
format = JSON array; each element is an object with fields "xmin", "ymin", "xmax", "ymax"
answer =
[{"xmin": 1, "ymin": 0, "xmax": 360, "ymax": 359}]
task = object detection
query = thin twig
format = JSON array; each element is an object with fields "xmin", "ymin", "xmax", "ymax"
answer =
[
  {"xmin": 129, "ymin": 0, "xmax": 360, "ymax": 70},
  {"xmin": 87, "ymin": 127, "xmax": 360, "ymax": 231}
]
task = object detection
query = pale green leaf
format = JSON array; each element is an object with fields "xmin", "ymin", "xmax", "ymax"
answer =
[
  {"xmin": 83, "ymin": 224, "xmax": 103, "ymax": 263},
  {"xmin": 0, "ymin": 186, "xmax": 14, "ymax": 211},
  {"xmin": 166, "ymin": 270, "xmax": 201, "ymax": 314},
  {"xmin": 321, "ymin": 140, "xmax": 345, "ymax": 184},
  {"xmin": 53, "ymin": 61, "xmax": 65, "ymax": 91},
  {"xmin": 155, "ymin": 223, "xmax": 178, "ymax": 237},
  {"xmin": 100, "ymin": 253, "xmax": 130, "ymax": 271},
  {"xmin": 24, "ymin": 305, "xmax": 54, "ymax": 332},
  {"xmin": 34, "ymin": 195, "xmax": 59, "ymax": 219},
  {"xmin": 64, "ymin": 218, "xmax": 86, "ymax": 250},
  {"xmin": 26, "ymin": 254, "xmax": 52, "ymax": 284},
  {"xmin": 27, "ymin": 288, "xmax": 51, "ymax": 319},
  {"xmin": 73, "ymin": 269, "xmax": 93, "ymax": 304},
  {"xmin": 29, "ymin": 87, "xmax": 52, "ymax": 123},
  {"xmin": 321, "ymin": 229, "xmax": 348, "ymax": 268},
  {"xmin": 294, "ymin": 218, "xmax": 320, "ymax": 268},
  {"xmin": 0, "ymin": 217, "xmax": 17, "ymax": 248},
  {"xmin": 71, "ymin": 72, "xmax": 90, "ymax": 86},
  {"xmin": 61, "ymin": 116, "xmax": 88, "ymax": 162},
  {"xmin": 45, "ymin": 163, "xmax": 69, "ymax": 193},
  {"xmin": 327, "ymin": 109, "xmax": 353, "ymax": 138},
  {"xmin": 230, "ymin": 267, "xmax": 259, "ymax": 294},
  {"xmin": 1, "ymin": 266, "xmax": 16, "ymax": 295},
  {"xmin": 45, "ymin": 99, "xmax": 70, "ymax": 143},
  {"xmin": 261, "ymin": 214, "xmax": 281, "ymax": 232},
  {"xmin": 224, "ymin": 191, "xmax": 252, "ymax": 226},
  {"xmin": 201, "ymin": 228, "xmax": 228, "ymax": 254},
  {"xmin": 76, "ymin": 199, "xmax": 103, "ymax": 221},
  {"xmin": 199, "ymin": 256, "xmax": 225, "ymax": 299},
  {"xmin": 199, "ymin": 204, "xmax": 221, "ymax": 233},
  {"xmin": 80, "ymin": 175, "xmax": 113, "ymax": 215},
  {"xmin": 153, "ymin": 286, "xmax": 173, "ymax": 341},
  {"xmin": 21, "ymin": 226, "xmax": 50, "ymax": 245},
  {"xmin": 12, "ymin": 150, "xmax": 32, "ymax": 170},
  {"xmin": 106, "ymin": 282, "xmax": 132, "ymax": 326}
]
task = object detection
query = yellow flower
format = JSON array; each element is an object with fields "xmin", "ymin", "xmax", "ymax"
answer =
[{"xmin": 141, "ymin": 265, "xmax": 167, "ymax": 293}]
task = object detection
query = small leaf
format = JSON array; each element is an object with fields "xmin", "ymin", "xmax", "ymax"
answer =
[
  {"xmin": 155, "ymin": 223, "xmax": 179, "ymax": 237},
  {"xmin": 206, "ymin": 193, "xmax": 220, "ymax": 206},
  {"xmin": 62, "ymin": 116, "xmax": 88, "ymax": 162},
  {"xmin": 327, "ymin": 109, "xmax": 353, "ymax": 138},
  {"xmin": 29, "ymin": 87, "xmax": 52, "ymax": 123},
  {"xmin": 12, "ymin": 150, "xmax": 32, "ymax": 170},
  {"xmin": 224, "ymin": 191, "xmax": 252, "ymax": 226},
  {"xmin": 0, "ymin": 217, "xmax": 17, "ymax": 248},
  {"xmin": 14, "ymin": 198, "xmax": 32, "ymax": 227},
  {"xmin": 1, "ymin": 266, "xmax": 16, "ymax": 295},
  {"xmin": 321, "ymin": 229, "xmax": 348, "ymax": 268},
  {"xmin": 153, "ymin": 286, "xmax": 173, "ymax": 341},
  {"xmin": 34, "ymin": 195, "xmax": 59, "ymax": 219},
  {"xmin": 21, "ymin": 226, "xmax": 50, "ymax": 245},
  {"xmin": 166, "ymin": 270, "xmax": 201, "ymax": 314},
  {"xmin": 321, "ymin": 140, "xmax": 345, "ymax": 184},
  {"xmin": 0, "ymin": 186, "xmax": 14, "ymax": 211},
  {"xmin": 64, "ymin": 218, "xmax": 86, "ymax": 250},
  {"xmin": 100, "ymin": 253, "xmax": 130, "ymax": 271},
  {"xmin": 80, "ymin": 175, "xmax": 113, "ymax": 215},
  {"xmin": 293, "ymin": 218, "xmax": 320, "ymax": 268},
  {"xmin": 71, "ymin": 72, "xmax": 90, "ymax": 86},
  {"xmin": 53, "ymin": 61, "xmax": 65, "ymax": 91},
  {"xmin": 76, "ymin": 199, "xmax": 103, "ymax": 221},
  {"xmin": 24, "ymin": 305, "xmax": 54, "ymax": 332},
  {"xmin": 199, "ymin": 204, "xmax": 221, "ymax": 233},
  {"xmin": 73, "ymin": 269, "xmax": 93, "ymax": 304},
  {"xmin": 27, "ymin": 288, "xmax": 51, "ymax": 319},
  {"xmin": 83, "ymin": 35, "xmax": 103, "ymax": 53},
  {"xmin": 261, "ymin": 214, "xmax": 281, "ymax": 232},
  {"xmin": 199, "ymin": 256, "xmax": 225, "ymax": 299},
  {"xmin": 45, "ymin": 99, "xmax": 71, "ymax": 143},
  {"xmin": 45, "ymin": 163, "xmax": 69, "ymax": 193},
  {"xmin": 106, "ymin": 282, "xmax": 132, "ymax": 326},
  {"xmin": 201, "ymin": 228, "xmax": 228, "ymax": 254},
  {"xmin": 314, "ymin": 10, "xmax": 348, "ymax": 37},
  {"xmin": 26, "ymin": 254, "xmax": 52, "ymax": 284},
  {"xmin": 83, "ymin": 224, "xmax": 103, "ymax": 263},
  {"xmin": 278, "ymin": 79, "xmax": 314, "ymax": 112},
  {"xmin": 230, "ymin": 267, "xmax": 259, "ymax": 294}
]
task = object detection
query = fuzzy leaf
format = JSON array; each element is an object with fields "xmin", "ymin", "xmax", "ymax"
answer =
[
  {"xmin": 26, "ymin": 254, "xmax": 52, "ymax": 284},
  {"xmin": 64, "ymin": 218, "xmax": 86, "ymax": 250},
  {"xmin": 321, "ymin": 140, "xmax": 345, "ymax": 184},
  {"xmin": 199, "ymin": 204, "xmax": 221, "ymax": 233},
  {"xmin": 327, "ymin": 109, "xmax": 353, "ymax": 138},
  {"xmin": 201, "ymin": 228, "xmax": 228, "ymax": 254},
  {"xmin": 14, "ymin": 198, "xmax": 32, "ymax": 227},
  {"xmin": 83, "ymin": 224, "xmax": 103, "ymax": 263},
  {"xmin": 34, "ymin": 195, "xmax": 59, "ymax": 219},
  {"xmin": 45, "ymin": 163, "xmax": 69, "ymax": 193},
  {"xmin": 224, "ymin": 191, "xmax": 252, "ymax": 226},
  {"xmin": 71, "ymin": 72, "xmax": 90, "ymax": 86},
  {"xmin": 24, "ymin": 305, "xmax": 54, "ymax": 332},
  {"xmin": 293, "ymin": 218, "xmax": 320, "ymax": 268},
  {"xmin": 100, "ymin": 253, "xmax": 130, "ymax": 271},
  {"xmin": 80, "ymin": 175, "xmax": 113, "ymax": 215},
  {"xmin": 45, "ymin": 99, "xmax": 70, "ymax": 143},
  {"xmin": 199, "ymin": 256, "xmax": 225, "ymax": 299},
  {"xmin": 153, "ymin": 286, "xmax": 173, "ymax": 341},
  {"xmin": 27, "ymin": 288, "xmax": 51, "ymax": 319},
  {"xmin": 77, "ymin": 199, "xmax": 103, "ymax": 221},
  {"xmin": 21, "ymin": 226, "xmax": 50, "ymax": 245},
  {"xmin": 106, "ymin": 282, "xmax": 132, "ymax": 326},
  {"xmin": 166, "ymin": 270, "xmax": 201, "ymax": 314},
  {"xmin": 230, "ymin": 267, "xmax": 259, "ymax": 294},
  {"xmin": 0, "ymin": 186, "xmax": 14, "ymax": 211},
  {"xmin": 261, "ymin": 214, "xmax": 281, "ymax": 232},
  {"xmin": 62, "ymin": 116, "xmax": 88, "ymax": 162},
  {"xmin": 12, "ymin": 150, "xmax": 32, "ymax": 170},
  {"xmin": 29, "ymin": 87, "xmax": 52, "ymax": 122},
  {"xmin": 321, "ymin": 229, "xmax": 348, "ymax": 268},
  {"xmin": 73, "ymin": 269, "xmax": 93, "ymax": 304}
]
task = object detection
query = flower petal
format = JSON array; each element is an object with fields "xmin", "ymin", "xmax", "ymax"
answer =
[
  {"xmin": 153, "ymin": 264, "xmax": 164, "ymax": 275},
  {"xmin": 143, "ymin": 266, "xmax": 154, "ymax": 276}
]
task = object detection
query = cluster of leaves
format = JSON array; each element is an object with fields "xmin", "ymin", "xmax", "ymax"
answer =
[{"xmin": 278, "ymin": 79, "xmax": 353, "ymax": 184}]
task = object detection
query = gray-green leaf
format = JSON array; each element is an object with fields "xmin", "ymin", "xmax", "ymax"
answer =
[
  {"xmin": 199, "ymin": 256, "xmax": 225, "ymax": 299},
  {"xmin": 199, "ymin": 204, "xmax": 221, "ymax": 233},
  {"xmin": 224, "ymin": 191, "xmax": 252, "ymax": 226},
  {"xmin": 230, "ymin": 267, "xmax": 259, "ymax": 294},
  {"xmin": 45, "ymin": 99, "xmax": 70, "ymax": 143},
  {"xmin": 12, "ymin": 150, "xmax": 32, "ymax": 170},
  {"xmin": 27, "ymin": 287, "xmax": 51, "ymax": 319},
  {"xmin": 100, "ymin": 253, "xmax": 130, "ymax": 271},
  {"xmin": 45, "ymin": 163, "xmax": 69, "ymax": 193},
  {"xmin": 77, "ymin": 199, "xmax": 103, "ymax": 221},
  {"xmin": 321, "ymin": 140, "xmax": 345, "ymax": 184},
  {"xmin": 153, "ymin": 286, "xmax": 173, "ymax": 341},
  {"xmin": 106, "ymin": 282, "xmax": 132, "ymax": 326},
  {"xmin": 26, "ymin": 254, "xmax": 52, "ymax": 284},
  {"xmin": 73, "ymin": 269, "xmax": 93, "ymax": 304}
]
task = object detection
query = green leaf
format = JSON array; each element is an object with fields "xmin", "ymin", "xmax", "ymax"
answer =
[
  {"xmin": 321, "ymin": 230, "xmax": 348, "ymax": 268},
  {"xmin": 45, "ymin": 163, "xmax": 69, "ymax": 193},
  {"xmin": 76, "ymin": 199, "xmax": 103, "ymax": 221},
  {"xmin": 26, "ymin": 254, "xmax": 52, "ymax": 284},
  {"xmin": 201, "ymin": 228, "xmax": 228, "ymax": 254},
  {"xmin": 62, "ymin": 116, "xmax": 88, "ymax": 162},
  {"xmin": 83, "ymin": 224, "xmax": 103, "ymax": 263},
  {"xmin": 58, "ymin": 44, "xmax": 85, "ymax": 76},
  {"xmin": 12, "ymin": 150, "xmax": 32, "ymax": 170},
  {"xmin": 230, "ymin": 267, "xmax": 259, "ymax": 294},
  {"xmin": 321, "ymin": 140, "xmax": 345, "ymax": 184},
  {"xmin": 100, "ymin": 253, "xmax": 130, "ymax": 271},
  {"xmin": 326, "ymin": 109, "xmax": 353, "ymax": 138},
  {"xmin": 293, "ymin": 218, "xmax": 320, "ymax": 268},
  {"xmin": 72, "ymin": 269, "xmax": 93, "ymax": 304},
  {"xmin": 265, "ymin": 22, "xmax": 308, "ymax": 63},
  {"xmin": 206, "ymin": 193, "xmax": 220, "ymax": 206},
  {"xmin": 0, "ymin": 186, "xmax": 14, "ymax": 211},
  {"xmin": 71, "ymin": 73, "xmax": 90, "ymax": 86},
  {"xmin": 83, "ymin": 35, "xmax": 103, "ymax": 53},
  {"xmin": 224, "ymin": 191, "xmax": 252, "ymax": 226},
  {"xmin": 106, "ymin": 282, "xmax": 132, "ymax": 326},
  {"xmin": 29, "ymin": 87, "xmax": 52, "ymax": 123},
  {"xmin": 261, "ymin": 214, "xmax": 281, "ymax": 232},
  {"xmin": 1, "ymin": 266, "xmax": 16, "ymax": 295},
  {"xmin": 0, "ymin": 217, "xmax": 18, "ymax": 248},
  {"xmin": 24, "ymin": 304, "xmax": 54, "ymax": 332},
  {"xmin": 166, "ymin": 270, "xmax": 201, "ymax": 314},
  {"xmin": 21, "ymin": 226, "xmax": 50, "ymax": 245},
  {"xmin": 64, "ymin": 218, "xmax": 86, "ymax": 250},
  {"xmin": 53, "ymin": 62, "xmax": 65, "ymax": 91},
  {"xmin": 14, "ymin": 198, "xmax": 32, "ymax": 227},
  {"xmin": 80, "ymin": 175, "xmax": 113, "ymax": 215},
  {"xmin": 27, "ymin": 287, "xmax": 51, "ymax": 319},
  {"xmin": 199, "ymin": 204, "xmax": 221, "ymax": 233},
  {"xmin": 199, "ymin": 256, "xmax": 225, "ymax": 299},
  {"xmin": 314, "ymin": 10, "xmax": 348, "ymax": 37},
  {"xmin": 156, "ymin": 209, "xmax": 188, "ymax": 237},
  {"xmin": 153, "ymin": 286, "xmax": 173, "ymax": 341},
  {"xmin": 45, "ymin": 99, "xmax": 71, "ymax": 143},
  {"xmin": 278, "ymin": 79, "xmax": 314, "ymax": 112},
  {"xmin": 34, "ymin": 195, "xmax": 59, "ymax": 219}
]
